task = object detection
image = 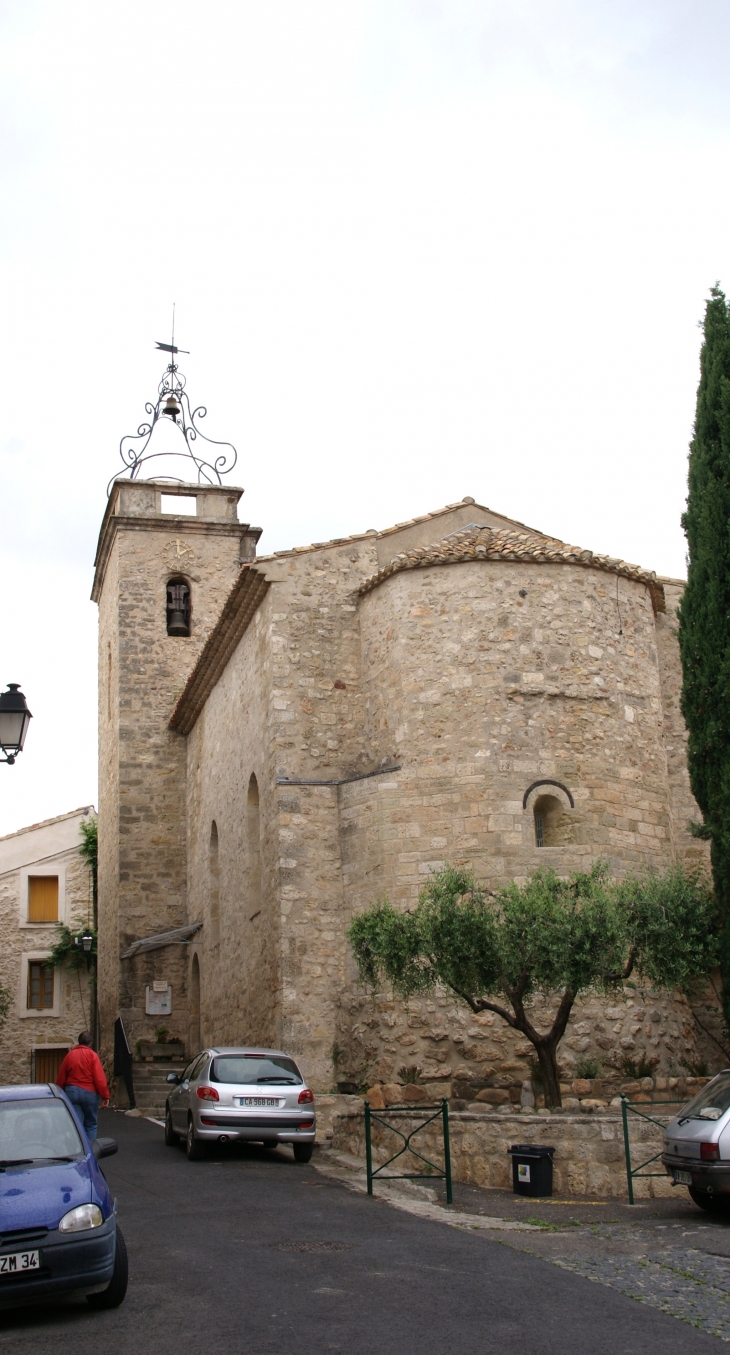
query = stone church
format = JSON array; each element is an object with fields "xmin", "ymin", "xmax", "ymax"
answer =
[{"xmin": 95, "ymin": 454, "xmax": 715, "ymax": 1094}]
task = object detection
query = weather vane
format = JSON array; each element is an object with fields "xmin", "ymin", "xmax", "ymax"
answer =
[{"xmin": 109, "ymin": 305, "xmax": 238, "ymax": 494}]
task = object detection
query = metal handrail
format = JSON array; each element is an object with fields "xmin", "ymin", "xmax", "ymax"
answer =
[
  {"xmin": 364, "ymin": 1098, "xmax": 453, "ymax": 1204},
  {"xmin": 620, "ymin": 1092, "xmax": 684, "ymax": 1204}
]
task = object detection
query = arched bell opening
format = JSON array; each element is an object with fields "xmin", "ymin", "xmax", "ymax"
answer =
[{"xmin": 166, "ymin": 577, "xmax": 191, "ymax": 637}]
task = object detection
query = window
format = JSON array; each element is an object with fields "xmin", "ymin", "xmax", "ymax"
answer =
[
  {"xmin": 166, "ymin": 578, "xmax": 191, "ymax": 636},
  {"xmin": 247, "ymin": 775, "xmax": 262, "ymax": 917},
  {"xmin": 28, "ymin": 876, "xmax": 58, "ymax": 923},
  {"xmin": 161, "ymin": 493, "xmax": 196, "ymax": 516},
  {"xmin": 0, "ymin": 1098, "xmax": 83, "ymax": 1161},
  {"xmin": 210, "ymin": 1055, "xmax": 302, "ymax": 1085},
  {"xmin": 189, "ymin": 953, "xmax": 201, "ymax": 1055},
  {"xmin": 28, "ymin": 962, "xmax": 54, "ymax": 1010},
  {"xmin": 533, "ymin": 794, "xmax": 573, "ymax": 847},
  {"xmin": 209, "ymin": 821, "xmax": 220, "ymax": 945}
]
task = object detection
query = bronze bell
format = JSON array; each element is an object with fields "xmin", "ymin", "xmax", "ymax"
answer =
[
  {"xmin": 163, "ymin": 393, "xmax": 181, "ymax": 420},
  {"xmin": 166, "ymin": 583, "xmax": 190, "ymax": 636}
]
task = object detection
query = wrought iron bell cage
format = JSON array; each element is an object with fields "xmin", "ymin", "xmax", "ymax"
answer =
[{"xmin": 109, "ymin": 336, "xmax": 238, "ymax": 494}]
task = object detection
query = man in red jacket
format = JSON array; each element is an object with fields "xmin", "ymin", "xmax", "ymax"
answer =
[{"xmin": 56, "ymin": 1032, "xmax": 110, "ymax": 1143}]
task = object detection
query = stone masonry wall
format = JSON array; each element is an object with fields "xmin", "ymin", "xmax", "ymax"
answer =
[
  {"xmin": 180, "ymin": 533, "xmax": 715, "ymax": 1092},
  {"xmin": 186, "ymin": 596, "xmax": 279, "ymax": 1053},
  {"xmin": 95, "ymin": 481, "xmax": 253, "ymax": 1062},
  {"xmin": 184, "ymin": 534, "xmax": 382, "ymax": 1086},
  {"xmin": 332, "ymin": 1107, "xmax": 676, "ymax": 1200},
  {"xmin": 329, "ymin": 559, "xmax": 711, "ymax": 1091}
]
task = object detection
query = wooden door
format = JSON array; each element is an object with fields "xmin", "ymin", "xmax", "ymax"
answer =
[{"xmin": 34, "ymin": 1048, "xmax": 69, "ymax": 1083}]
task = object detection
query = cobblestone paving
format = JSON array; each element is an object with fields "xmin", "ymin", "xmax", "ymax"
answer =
[{"xmin": 556, "ymin": 1247, "xmax": 730, "ymax": 1341}]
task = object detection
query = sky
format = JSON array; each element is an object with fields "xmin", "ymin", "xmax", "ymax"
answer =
[{"xmin": 1, "ymin": 0, "xmax": 730, "ymax": 834}]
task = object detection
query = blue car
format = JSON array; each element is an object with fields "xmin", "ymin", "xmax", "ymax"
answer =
[{"xmin": 0, "ymin": 1083, "xmax": 127, "ymax": 1309}]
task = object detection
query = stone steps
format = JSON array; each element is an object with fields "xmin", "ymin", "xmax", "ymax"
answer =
[{"xmin": 128, "ymin": 1061, "xmax": 187, "ymax": 1115}]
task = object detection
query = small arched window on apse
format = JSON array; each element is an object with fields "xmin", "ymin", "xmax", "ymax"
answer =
[
  {"xmin": 209, "ymin": 821, "xmax": 220, "ymax": 945},
  {"xmin": 523, "ymin": 780, "xmax": 575, "ymax": 848},
  {"xmin": 166, "ymin": 577, "xmax": 191, "ymax": 637},
  {"xmin": 247, "ymin": 775, "xmax": 262, "ymax": 919}
]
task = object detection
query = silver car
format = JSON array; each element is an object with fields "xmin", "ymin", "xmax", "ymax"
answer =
[
  {"xmin": 662, "ymin": 1069, "xmax": 730, "ymax": 1212},
  {"xmin": 164, "ymin": 1047, "xmax": 316, "ymax": 1162}
]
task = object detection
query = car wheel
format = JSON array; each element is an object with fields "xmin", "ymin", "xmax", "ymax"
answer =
[
  {"xmin": 164, "ymin": 1106, "xmax": 179, "ymax": 1147},
  {"xmin": 87, "ymin": 1225, "xmax": 129, "ymax": 1308},
  {"xmin": 293, "ymin": 1143, "xmax": 313, "ymax": 1163},
  {"xmin": 186, "ymin": 1117, "xmax": 205, "ymax": 1161},
  {"xmin": 689, "ymin": 1186, "xmax": 730, "ymax": 1215}
]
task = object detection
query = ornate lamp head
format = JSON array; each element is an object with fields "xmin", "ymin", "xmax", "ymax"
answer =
[{"xmin": 109, "ymin": 317, "xmax": 237, "ymax": 494}]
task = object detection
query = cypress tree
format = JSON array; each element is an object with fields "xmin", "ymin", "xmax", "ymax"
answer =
[{"xmin": 679, "ymin": 285, "xmax": 730, "ymax": 1021}]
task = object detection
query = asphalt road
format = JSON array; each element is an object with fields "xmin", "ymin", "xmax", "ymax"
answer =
[{"xmin": 0, "ymin": 1111, "xmax": 722, "ymax": 1354}]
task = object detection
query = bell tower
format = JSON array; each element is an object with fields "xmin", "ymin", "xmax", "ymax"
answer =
[{"xmin": 92, "ymin": 342, "xmax": 261, "ymax": 1067}]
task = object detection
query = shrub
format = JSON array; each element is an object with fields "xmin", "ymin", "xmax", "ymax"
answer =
[{"xmin": 575, "ymin": 1057, "xmax": 600, "ymax": 1080}]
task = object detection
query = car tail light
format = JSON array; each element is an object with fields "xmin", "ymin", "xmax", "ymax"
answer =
[
  {"xmin": 196, "ymin": 1085, "xmax": 219, "ymax": 1102},
  {"xmin": 701, "ymin": 1142, "xmax": 720, "ymax": 1161},
  {"xmin": 200, "ymin": 1117, "xmax": 217, "ymax": 1125},
  {"xmin": 298, "ymin": 1088, "xmax": 314, "ymax": 1104}
]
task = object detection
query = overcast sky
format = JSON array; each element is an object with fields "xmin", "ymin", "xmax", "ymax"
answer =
[{"xmin": 1, "ymin": 0, "xmax": 729, "ymax": 835}]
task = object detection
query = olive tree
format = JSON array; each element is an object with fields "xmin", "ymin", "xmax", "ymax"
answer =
[{"xmin": 348, "ymin": 863, "xmax": 719, "ymax": 1108}]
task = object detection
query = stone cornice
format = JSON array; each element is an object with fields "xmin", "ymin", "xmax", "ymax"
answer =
[
  {"xmin": 91, "ymin": 479, "xmax": 253, "ymax": 602},
  {"xmin": 169, "ymin": 564, "xmax": 270, "ymax": 735},
  {"xmin": 91, "ymin": 511, "xmax": 253, "ymax": 602}
]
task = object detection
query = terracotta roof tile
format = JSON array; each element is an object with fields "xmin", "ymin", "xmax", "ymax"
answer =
[{"xmin": 357, "ymin": 525, "xmax": 666, "ymax": 613}]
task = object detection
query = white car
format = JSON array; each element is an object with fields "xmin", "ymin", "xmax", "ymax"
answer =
[
  {"xmin": 164, "ymin": 1047, "xmax": 316, "ymax": 1162},
  {"xmin": 662, "ymin": 1069, "xmax": 730, "ymax": 1213}
]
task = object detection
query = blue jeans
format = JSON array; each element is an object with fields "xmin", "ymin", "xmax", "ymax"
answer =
[{"xmin": 65, "ymin": 1085, "xmax": 100, "ymax": 1143}]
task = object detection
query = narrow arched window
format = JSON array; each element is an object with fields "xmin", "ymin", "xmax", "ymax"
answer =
[
  {"xmin": 166, "ymin": 578, "xmax": 191, "ymax": 636},
  {"xmin": 247, "ymin": 775, "xmax": 262, "ymax": 918},
  {"xmin": 534, "ymin": 794, "xmax": 570, "ymax": 847},
  {"xmin": 189, "ymin": 953, "xmax": 201, "ymax": 1055},
  {"xmin": 209, "ymin": 821, "xmax": 220, "ymax": 945}
]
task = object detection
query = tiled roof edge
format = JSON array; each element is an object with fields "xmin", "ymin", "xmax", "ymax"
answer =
[
  {"xmin": 254, "ymin": 498, "xmax": 533, "ymax": 563},
  {"xmin": 169, "ymin": 566, "xmax": 270, "ymax": 735},
  {"xmin": 357, "ymin": 526, "xmax": 666, "ymax": 614}
]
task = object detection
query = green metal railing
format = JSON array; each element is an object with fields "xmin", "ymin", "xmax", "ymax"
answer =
[
  {"xmin": 621, "ymin": 1091, "xmax": 684, "ymax": 1204},
  {"xmin": 364, "ymin": 1097, "xmax": 453, "ymax": 1204}
]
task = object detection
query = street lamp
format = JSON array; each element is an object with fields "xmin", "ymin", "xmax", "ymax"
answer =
[
  {"xmin": 0, "ymin": 685, "xmax": 32, "ymax": 765},
  {"xmin": 81, "ymin": 928, "xmax": 94, "ymax": 954}
]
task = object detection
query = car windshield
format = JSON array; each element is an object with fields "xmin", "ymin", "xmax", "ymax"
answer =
[
  {"xmin": 0, "ymin": 1098, "xmax": 84, "ymax": 1165},
  {"xmin": 678, "ymin": 1072, "xmax": 730, "ymax": 1123},
  {"xmin": 210, "ymin": 1056, "xmax": 303, "ymax": 1086}
]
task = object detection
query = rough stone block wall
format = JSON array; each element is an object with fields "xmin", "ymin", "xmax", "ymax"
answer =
[
  {"xmin": 332, "ymin": 1108, "xmax": 675, "ymax": 1200},
  {"xmin": 336, "ymin": 984, "xmax": 703, "ymax": 1095},
  {"xmin": 357, "ymin": 559, "xmax": 675, "ymax": 889},
  {"xmin": 186, "ymin": 598, "xmax": 279, "ymax": 1054}
]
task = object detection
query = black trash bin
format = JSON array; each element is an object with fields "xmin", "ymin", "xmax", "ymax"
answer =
[{"xmin": 508, "ymin": 1144, "xmax": 555, "ymax": 1197}]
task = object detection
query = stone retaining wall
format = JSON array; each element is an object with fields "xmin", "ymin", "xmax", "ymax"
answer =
[{"xmin": 332, "ymin": 1108, "xmax": 677, "ymax": 1200}]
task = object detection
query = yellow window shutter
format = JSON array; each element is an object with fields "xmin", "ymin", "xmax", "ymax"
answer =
[{"xmin": 28, "ymin": 876, "xmax": 59, "ymax": 923}]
